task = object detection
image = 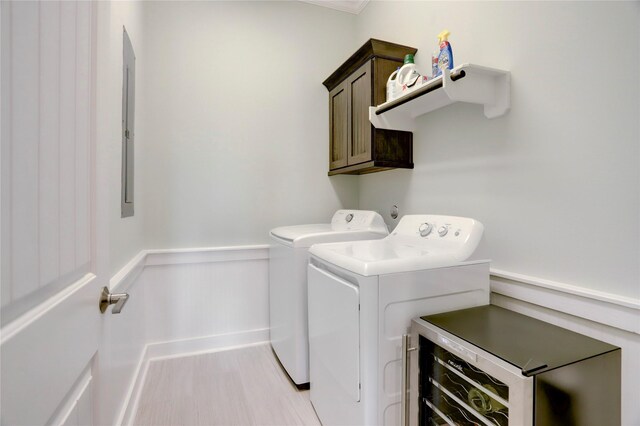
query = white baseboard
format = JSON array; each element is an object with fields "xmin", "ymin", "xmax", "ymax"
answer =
[
  {"xmin": 116, "ymin": 345, "xmax": 150, "ymax": 426},
  {"xmin": 144, "ymin": 328, "xmax": 270, "ymax": 361},
  {"xmin": 120, "ymin": 328, "xmax": 271, "ymax": 426}
]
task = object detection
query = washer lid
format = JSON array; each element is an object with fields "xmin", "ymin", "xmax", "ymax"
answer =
[
  {"xmin": 270, "ymin": 224, "xmax": 332, "ymax": 243},
  {"xmin": 309, "ymin": 214, "xmax": 485, "ymax": 275},
  {"xmin": 270, "ymin": 210, "xmax": 389, "ymax": 248}
]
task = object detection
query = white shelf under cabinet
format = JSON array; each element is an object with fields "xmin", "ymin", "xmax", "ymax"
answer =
[{"xmin": 369, "ymin": 64, "xmax": 510, "ymax": 132}]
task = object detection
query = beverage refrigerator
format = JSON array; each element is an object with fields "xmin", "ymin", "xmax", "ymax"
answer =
[{"xmin": 403, "ymin": 305, "xmax": 620, "ymax": 426}]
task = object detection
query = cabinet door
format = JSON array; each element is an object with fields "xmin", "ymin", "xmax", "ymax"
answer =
[
  {"xmin": 329, "ymin": 81, "xmax": 348, "ymax": 170},
  {"xmin": 347, "ymin": 61, "xmax": 372, "ymax": 165}
]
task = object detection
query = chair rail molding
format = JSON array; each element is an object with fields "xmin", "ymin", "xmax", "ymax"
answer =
[{"xmin": 491, "ymin": 269, "xmax": 640, "ymax": 335}]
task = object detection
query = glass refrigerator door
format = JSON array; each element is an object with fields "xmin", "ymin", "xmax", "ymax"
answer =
[
  {"xmin": 419, "ymin": 336, "xmax": 523, "ymax": 426},
  {"xmin": 410, "ymin": 319, "xmax": 533, "ymax": 426}
]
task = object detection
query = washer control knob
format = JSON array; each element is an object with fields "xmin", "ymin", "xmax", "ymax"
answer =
[
  {"xmin": 345, "ymin": 213, "xmax": 354, "ymax": 223},
  {"xmin": 419, "ymin": 223, "xmax": 433, "ymax": 237},
  {"xmin": 438, "ymin": 226, "xmax": 448, "ymax": 237}
]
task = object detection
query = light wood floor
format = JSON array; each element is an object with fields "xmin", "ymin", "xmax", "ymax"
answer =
[{"xmin": 134, "ymin": 344, "xmax": 321, "ymax": 426}]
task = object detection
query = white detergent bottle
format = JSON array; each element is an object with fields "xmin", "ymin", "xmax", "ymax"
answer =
[
  {"xmin": 397, "ymin": 54, "xmax": 421, "ymax": 95},
  {"xmin": 386, "ymin": 67, "xmax": 401, "ymax": 102}
]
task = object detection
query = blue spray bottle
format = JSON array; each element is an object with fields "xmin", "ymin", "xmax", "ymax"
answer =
[{"xmin": 436, "ymin": 30, "xmax": 454, "ymax": 77}]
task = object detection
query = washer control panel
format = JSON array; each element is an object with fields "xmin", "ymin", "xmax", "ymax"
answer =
[
  {"xmin": 389, "ymin": 215, "xmax": 484, "ymax": 261},
  {"xmin": 418, "ymin": 222, "xmax": 453, "ymax": 238},
  {"xmin": 392, "ymin": 216, "xmax": 478, "ymax": 241},
  {"xmin": 419, "ymin": 223, "xmax": 433, "ymax": 237},
  {"xmin": 331, "ymin": 210, "xmax": 389, "ymax": 234}
]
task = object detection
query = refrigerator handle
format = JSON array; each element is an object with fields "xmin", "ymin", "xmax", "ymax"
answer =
[{"xmin": 401, "ymin": 334, "xmax": 417, "ymax": 426}]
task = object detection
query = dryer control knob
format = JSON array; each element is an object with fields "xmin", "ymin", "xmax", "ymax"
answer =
[
  {"xmin": 345, "ymin": 213, "xmax": 354, "ymax": 223},
  {"xmin": 419, "ymin": 223, "xmax": 433, "ymax": 237},
  {"xmin": 438, "ymin": 226, "xmax": 448, "ymax": 237}
]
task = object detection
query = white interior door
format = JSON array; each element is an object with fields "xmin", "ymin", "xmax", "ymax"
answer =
[{"xmin": 1, "ymin": 2, "xmax": 105, "ymax": 425}]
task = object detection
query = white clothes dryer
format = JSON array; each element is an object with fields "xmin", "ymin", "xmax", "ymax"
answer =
[
  {"xmin": 307, "ymin": 215, "xmax": 490, "ymax": 425},
  {"xmin": 269, "ymin": 210, "xmax": 388, "ymax": 386}
]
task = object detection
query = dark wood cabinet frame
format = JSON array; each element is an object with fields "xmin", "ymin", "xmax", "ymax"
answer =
[{"xmin": 323, "ymin": 39, "xmax": 416, "ymax": 176}]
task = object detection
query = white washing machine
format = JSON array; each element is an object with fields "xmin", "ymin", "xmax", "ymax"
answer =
[
  {"xmin": 307, "ymin": 214, "xmax": 490, "ymax": 426},
  {"xmin": 269, "ymin": 210, "xmax": 388, "ymax": 386}
]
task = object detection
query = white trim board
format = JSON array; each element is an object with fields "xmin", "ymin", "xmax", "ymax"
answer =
[
  {"xmin": 109, "ymin": 246, "xmax": 639, "ymax": 336},
  {"xmin": 490, "ymin": 271, "xmax": 640, "ymax": 335},
  {"xmin": 109, "ymin": 245, "xmax": 269, "ymax": 292},
  {"xmin": 109, "ymin": 251, "xmax": 146, "ymax": 293},
  {"xmin": 145, "ymin": 245, "xmax": 269, "ymax": 267},
  {"xmin": 491, "ymin": 268, "xmax": 640, "ymax": 310}
]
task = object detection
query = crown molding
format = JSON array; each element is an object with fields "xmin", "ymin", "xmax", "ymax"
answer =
[{"xmin": 300, "ymin": 0, "xmax": 370, "ymax": 15}]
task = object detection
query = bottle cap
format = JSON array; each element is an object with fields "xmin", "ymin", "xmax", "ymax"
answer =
[
  {"xmin": 438, "ymin": 30, "xmax": 450, "ymax": 43},
  {"xmin": 403, "ymin": 54, "xmax": 415, "ymax": 64}
]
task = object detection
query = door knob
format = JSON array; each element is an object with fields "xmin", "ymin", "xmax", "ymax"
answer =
[{"xmin": 99, "ymin": 286, "xmax": 129, "ymax": 314}]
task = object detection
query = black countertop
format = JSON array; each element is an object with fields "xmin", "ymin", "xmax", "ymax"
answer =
[{"xmin": 421, "ymin": 305, "xmax": 619, "ymax": 376}]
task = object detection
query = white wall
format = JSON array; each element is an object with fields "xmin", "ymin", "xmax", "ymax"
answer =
[
  {"xmin": 141, "ymin": 256, "xmax": 268, "ymax": 345},
  {"xmin": 104, "ymin": 1, "xmax": 147, "ymax": 276},
  {"xmin": 355, "ymin": 1, "xmax": 640, "ymax": 300},
  {"xmin": 140, "ymin": 1, "xmax": 358, "ymax": 250}
]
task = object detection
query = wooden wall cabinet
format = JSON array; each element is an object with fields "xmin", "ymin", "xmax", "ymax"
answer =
[{"xmin": 324, "ymin": 39, "xmax": 416, "ymax": 175}]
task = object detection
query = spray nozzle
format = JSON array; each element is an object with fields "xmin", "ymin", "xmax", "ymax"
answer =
[{"xmin": 438, "ymin": 30, "xmax": 451, "ymax": 43}]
